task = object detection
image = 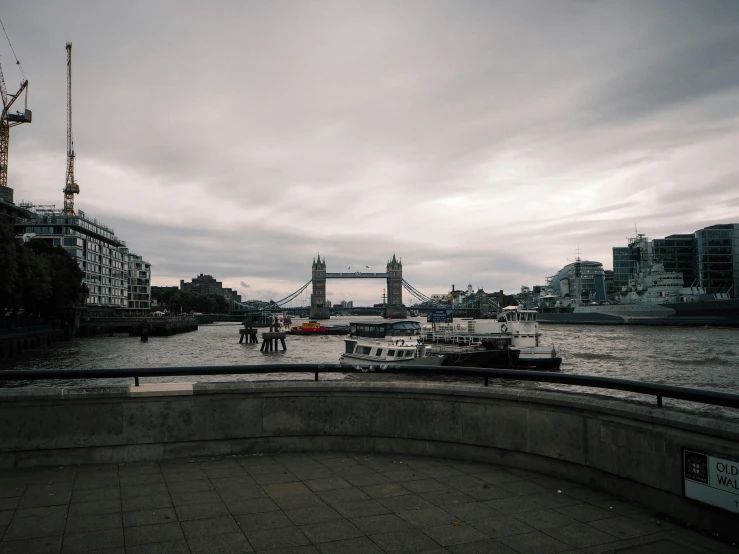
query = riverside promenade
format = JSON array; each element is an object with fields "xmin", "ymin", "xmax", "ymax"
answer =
[{"xmin": 0, "ymin": 451, "xmax": 734, "ymax": 554}]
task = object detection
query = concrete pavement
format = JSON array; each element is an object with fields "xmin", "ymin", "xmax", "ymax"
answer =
[{"xmin": 0, "ymin": 452, "xmax": 734, "ymax": 554}]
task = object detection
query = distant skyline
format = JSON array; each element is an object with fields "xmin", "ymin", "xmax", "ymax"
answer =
[{"xmin": 3, "ymin": 1, "xmax": 738, "ymax": 305}]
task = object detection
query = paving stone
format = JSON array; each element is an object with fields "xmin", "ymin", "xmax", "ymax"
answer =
[
  {"xmin": 166, "ymin": 479, "xmax": 214, "ymax": 494},
  {"xmin": 122, "ymin": 494, "xmax": 172, "ymax": 512},
  {"xmin": 18, "ymin": 491, "xmax": 71, "ymax": 509},
  {"xmin": 124, "ymin": 522, "xmax": 184, "ymax": 546},
  {"xmin": 243, "ymin": 525, "xmax": 310, "ymax": 551},
  {"xmin": 370, "ymin": 529, "xmax": 440, "ymax": 553},
  {"xmin": 301, "ymin": 518, "xmax": 363, "ymax": 543},
  {"xmin": 443, "ymin": 502, "xmax": 501, "ymax": 522},
  {"xmin": 554, "ymin": 504, "xmax": 618, "ymax": 523},
  {"xmin": 175, "ymin": 501, "xmax": 230, "ymax": 521},
  {"xmin": 419, "ymin": 466, "xmax": 465, "ymax": 479},
  {"xmin": 203, "ymin": 466, "xmax": 249, "ymax": 479},
  {"xmin": 497, "ymin": 479, "xmax": 550, "ymax": 496},
  {"xmin": 119, "ymin": 473, "xmax": 164, "ymax": 487},
  {"xmin": 0, "ymin": 535, "xmax": 63, "ymax": 554},
  {"xmin": 380, "ymin": 469, "xmax": 425, "ymax": 482},
  {"xmin": 65, "ymin": 512, "xmax": 122, "ymax": 534},
  {"xmin": 513, "ymin": 509, "xmax": 579, "ymax": 531},
  {"xmin": 285, "ymin": 505, "xmax": 343, "ymax": 526},
  {"xmin": 225, "ymin": 497, "xmax": 280, "ymax": 516},
  {"xmin": 0, "ymin": 511, "xmax": 12, "ymax": 527},
  {"xmin": 317, "ymin": 536, "xmax": 385, "ymax": 554},
  {"xmin": 360, "ymin": 483, "xmax": 410, "ymax": 499},
  {"xmin": 499, "ymin": 531, "xmax": 572, "ymax": 554},
  {"xmin": 235, "ymin": 510, "xmax": 294, "ymax": 532},
  {"xmin": 68, "ymin": 499, "xmax": 121, "ymax": 517},
  {"xmin": 317, "ymin": 487, "xmax": 370, "ymax": 505},
  {"xmin": 545, "ymin": 522, "xmax": 622, "ymax": 549},
  {"xmin": 161, "ymin": 469, "xmax": 207, "ymax": 483},
  {"xmin": 468, "ymin": 515, "xmax": 535, "ymax": 538},
  {"xmin": 304, "ymin": 477, "xmax": 352, "ymax": 492},
  {"xmin": 485, "ymin": 495, "xmax": 551, "ymax": 515},
  {"xmin": 218, "ymin": 486, "xmax": 269, "ymax": 503},
  {"xmin": 437, "ymin": 475, "xmax": 487, "ymax": 490},
  {"xmin": 31, "ymin": 467, "xmax": 77, "ymax": 483},
  {"xmin": 211, "ymin": 477, "xmax": 257, "ymax": 491},
  {"xmin": 71, "ymin": 487, "xmax": 119, "ymax": 504},
  {"xmin": 62, "ymin": 528, "xmax": 125, "ymax": 553},
  {"xmin": 397, "ymin": 507, "xmax": 456, "ymax": 529},
  {"xmin": 350, "ymin": 513, "xmax": 414, "ymax": 535},
  {"xmin": 181, "ymin": 515, "xmax": 241, "ymax": 538},
  {"xmin": 25, "ymin": 481, "xmax": 73, "ymax": 496},
  {"xmin": 171, "ymin": 490, "xmax": 222, "ymax": 506},
  {"xmin": 333, "ymin": 499, "xmax": 390, "ymax": 519},
  {"xmin": 446, "ymin": 539, "xmax": 519, "ymax": 553},
  {"xmin": 121, "ymin": 483, "xmax": 168, "ymax": 499},
  {"xmin": 420, "ymin": 490, "xmax": 476, "ymax": 508},
  {"xmin": 13, "ymin": 505, "xmax": 67, "ymax": 519},
  {"xmin": 422, "ymin": 522, "xmax": 488, "ymax": 546},
  {"xmin": 403, "ymin": 479, "xmax": 453, "ymax": 494},
  {"xmin": 72, "ymin": 475, "xmax": 120, "ymax": 491},
  {"xmin": 588, "ymin": 516, "xmax": 663, "ymax": 540},
  {"xmin": 0, "ymin": 498, "xmax": 19, "ymax": 512},
  {"xmin": 475, "ymin": 471, "xmax": 522, "ymax": 485},
  {"xmin": 253, "ymin": 472, "xmax": 299, "ymax": 486},
  {"xmin": 123, "ymin": 508, "xmax": 177, "ymax": 527},
  {"xmin": 126, "ymin": 539, "xmax": 190, "ymax": 554},
  {"xmin": 291, "ymin": 467, "xmax": 337, "ymax": 480},
  {"xmin": 118, "ymin": 462, "xmax": 160, "ymax": 476},
  {"xmin": 3, "ymin": 507, "xmax": 67, "ymax": 540},
  {"xmin": 187, "ymin": 532, "xmax": 254, "ymax": 554},
  {"xmin": 344, "ymin": 473, "xmax": 392, "ymax": 487},
  {"xmin": 379, "ymin": 494, "xmax": 435, "ymax": 513},
  {"xmin": 460, "ymin": 484, "xmax": 512, "ymax": 501},
  {"xmin": 265, "ymin": 545, "xmax": 320, "ymax": 554}
]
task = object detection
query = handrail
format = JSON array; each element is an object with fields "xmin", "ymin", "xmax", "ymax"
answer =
[{"xmin": 1, "ymin": 364, "xmax": 739, "ymax": 410}]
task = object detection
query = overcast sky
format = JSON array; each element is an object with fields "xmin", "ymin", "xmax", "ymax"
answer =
[{"xmin": 3, "ymin": 1, "xmax": 739, "ymax": 305}]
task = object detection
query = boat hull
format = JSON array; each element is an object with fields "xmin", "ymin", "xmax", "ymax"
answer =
[
  {"xmin": 339, "ymin": 354, "xmax": 445, "ymax": 366},
  {"xmin": 538, "ymin": 299, "xmax": 739, "ymax": 326},
  {"xmin": 440, "ymin": 348, "xmax": 561, "ymax": 371}
]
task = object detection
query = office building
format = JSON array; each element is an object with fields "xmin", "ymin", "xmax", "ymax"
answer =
[
  {"xmin": 653, "ymin": 234, "xmax": 696, "ymax": 286},
  {"xmin": 180, "ymin": 274, "xmax": 242, "ymax": 303},
  {"xmin": 695, "ymin": 224, "xmax": 739, "ymax": 296},
  {"xmin": 549, "ymin": 260, "xmax": 606, "ymax": 302}
]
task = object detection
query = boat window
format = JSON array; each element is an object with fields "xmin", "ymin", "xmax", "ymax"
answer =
[
  {"xmin": 388, "ymin": 349, "xmax": 395, "ymax": 356},
  {"xmin": 376, "ymin": 349, "xmax": 383, "ymax": 357},
  {"xmin": 405, "ymin": 350, "xmax": 414, "ymax": 357},
  {"xmin": 357, "ymin": 346, "xmax": 372, "ymax": 355}
]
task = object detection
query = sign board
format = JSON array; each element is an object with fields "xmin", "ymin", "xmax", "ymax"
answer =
[
  {"xmin": 427, "ymin": 309, "xmax": 453, "ymax": 323},
  {"xmin": 683, "ymin": 449, "xmax": 739, "ymax": 514}
]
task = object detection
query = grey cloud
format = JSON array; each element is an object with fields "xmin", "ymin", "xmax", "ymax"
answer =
[{"xmin": 240, "ymin": 282, "xmax": 251, "ymax": 289}]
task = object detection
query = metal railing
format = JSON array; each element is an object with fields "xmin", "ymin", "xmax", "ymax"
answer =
[{"xmin": 1, "ymin": 364, "xmax": 739, "ymax": 410}]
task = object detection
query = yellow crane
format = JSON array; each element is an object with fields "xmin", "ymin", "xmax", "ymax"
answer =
[
  {"xmin": 0, "ymin": 47, "xmax": 32, "ymax": 190},
  {"xmin": 62, "ymin": 42, "xmax": 79, "ymax": 215}
]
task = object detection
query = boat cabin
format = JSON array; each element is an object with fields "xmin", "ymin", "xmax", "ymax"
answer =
[
  {"xmin": 348, "ymin": 321, "xmax": 422, "ymax": 339},
  {"xmin": 342, "ymin": 321, "xmax": 437, "ymax": 363}
]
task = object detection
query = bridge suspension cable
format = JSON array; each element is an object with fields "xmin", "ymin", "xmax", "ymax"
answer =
[
  {"xmin": 401, "ymin": 279, "xmax": 447, "ymax": 308},
  {"xmin": 273, "ymin": 280, "xmax": 312, "ymax": 307}
]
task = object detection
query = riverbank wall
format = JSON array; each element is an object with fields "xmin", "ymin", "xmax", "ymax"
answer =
[
  {"xmin": 0, "ymin": 382, "xmax": 736, "ymax": 540},
  {"xmin": 78, "ymin": 315, "xmax": 198, "ymax": 337},
  {"xmin": 0, "ymin": 325, "xmax": 73, "ymax": 359}
]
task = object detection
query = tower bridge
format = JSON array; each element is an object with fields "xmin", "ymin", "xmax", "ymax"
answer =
[
  {"xmin": 310, "ymin": 254, "xmax": 405, "ymax": 319},
  {"xmin": 229, "ymin": 254, "xmax": 500, "ymax": 317}
]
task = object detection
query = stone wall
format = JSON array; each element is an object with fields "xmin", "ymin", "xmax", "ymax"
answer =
[{"xmin": 0, "ymin": 381, "xmax": 737, "ymax": 539}]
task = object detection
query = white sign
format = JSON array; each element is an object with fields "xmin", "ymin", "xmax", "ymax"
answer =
[{"xmin": 684, "ymin": 449, "xmax": 739, "ymax": 514}]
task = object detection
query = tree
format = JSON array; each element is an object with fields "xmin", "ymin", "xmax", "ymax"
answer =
[
  {"xmin": 0, "ymin": 215, "xmax": 18, "ymax": 316},
  {"xmin": 14, "ymin": 245, "xmax": 53, "ymax": 317},
  {"xmin": 24, "ymin": 239, "xmax": 88, "ymax": 317}
]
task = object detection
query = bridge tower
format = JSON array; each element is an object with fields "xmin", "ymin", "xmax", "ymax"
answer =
[
  {"xmin": 310, "ymin": 254, "xmax": 330, "ymax": 319},
  {"xmin": 385, "ymin": 254, "xmax": 408, "ymax": 318}
]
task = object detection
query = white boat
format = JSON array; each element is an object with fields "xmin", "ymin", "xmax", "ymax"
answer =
[
  {"xmin": 424, "ymin": 306, "xmax": 562, "ymax": 370},
  {"xmin": 340, "ymin": 321, "xmax": 445, "ymax": 366}
]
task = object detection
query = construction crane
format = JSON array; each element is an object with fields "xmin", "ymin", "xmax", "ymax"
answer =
[
  {"xmin": 0, "ymin": 54, "xmax": 32, "ymax": 190},
  {"xmin": 62, "ymin": 42, "xmax": 79, "ymax": 215}
]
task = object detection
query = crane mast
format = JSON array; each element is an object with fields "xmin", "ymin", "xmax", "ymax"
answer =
[
  {"xmin": 0, "ymin": 55, "xmax": 32, "ymax": 190},
  {"xmin": 62, "ymin": 42, "xmax": 79, "ymax": 215}
]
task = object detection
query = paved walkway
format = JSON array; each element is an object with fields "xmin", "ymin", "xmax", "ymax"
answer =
[{"xmin": 0, "ymin": 452, "xmax": 734, "ymax": 554}]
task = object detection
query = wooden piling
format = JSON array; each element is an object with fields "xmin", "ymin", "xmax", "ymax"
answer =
[{"xmin": 261, "ymin": 332, "xmax": 287, "ymax": 351}]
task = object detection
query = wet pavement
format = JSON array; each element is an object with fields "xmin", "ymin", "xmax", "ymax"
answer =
[{"xmin": 0, "ymin": 452, "xmax": 735, "ymax": 554}]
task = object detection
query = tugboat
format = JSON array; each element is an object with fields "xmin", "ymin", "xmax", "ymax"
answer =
[{"xmin": 289, "ymin": 321, "xmax": 327, "ymax": 335}]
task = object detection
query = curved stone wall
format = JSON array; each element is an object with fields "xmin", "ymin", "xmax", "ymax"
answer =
[{"xmin": 0, "ymin": 381, "xmax": 737, "ymax": 539}]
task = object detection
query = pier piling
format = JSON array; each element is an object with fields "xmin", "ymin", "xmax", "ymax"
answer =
[{"xmin": 260, "ymin": 332, "xmax": 287, "ymax": 352}]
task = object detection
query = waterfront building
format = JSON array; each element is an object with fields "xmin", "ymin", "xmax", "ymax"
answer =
[
  {"xmin": 653, "ymin": 234, "xmax": 696, "ymax": 286},
  {"xmin": 549, "ymin": 260, "xmax": 606, "ymax": 302},
  {"xmin": 612, "ymin": 247, "xmax": 632, "ymax": 290},
  {"xmin": 10, "ymin": 203, "xmax": 150, "ymax": 310},
  {"xmin": 180, "ymin": 274, "xmax": 242, "ymax": 303},
  {"xmin": 694, "ymin": 223, "xmax": 739, "ymax": 296}
]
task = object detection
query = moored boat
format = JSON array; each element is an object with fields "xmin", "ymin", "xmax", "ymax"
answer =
[{"xmin": 340, "ymin": 321, "xmax": 445, "ymax": 366}]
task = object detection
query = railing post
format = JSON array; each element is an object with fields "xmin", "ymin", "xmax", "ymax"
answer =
[
  {"xmin": 484, "ymin": 376, "xmax": 489, "ymax": 387},
  {"xmin": 134, "ymin": 376, "xmax": 139, "ymax": 387},
  {"xmin": 657, "ymin": 395, "xmax": 662, "ymax": 408},
  {"xmin": 315, "ymin": 371, "xmax": 319, "ymax": 381}
]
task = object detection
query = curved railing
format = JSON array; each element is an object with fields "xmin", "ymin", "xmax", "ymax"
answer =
[{"xmin": 2, "ymin": 364, "xmax": 739, "ymax": 410}]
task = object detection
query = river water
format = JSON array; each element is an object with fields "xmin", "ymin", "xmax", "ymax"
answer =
[{"xmin": 2, "ymin": 317, "xmax": 738, "ymax": 420}]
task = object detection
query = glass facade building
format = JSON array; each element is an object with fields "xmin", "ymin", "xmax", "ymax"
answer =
[
  {"xmin": 549, "ymin": 260, "xmax": 606, "ymax": 302},
  {"xmin": 694, "ymin": 224, "xmax": 739, "ymax": 296},
  {"xmin": 652, "ymin": 234, "xmax": 696, "ymax": 287},
  {"xmin": 612, "ymin": 247, "xmax": 632, "ymax": 290}
]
